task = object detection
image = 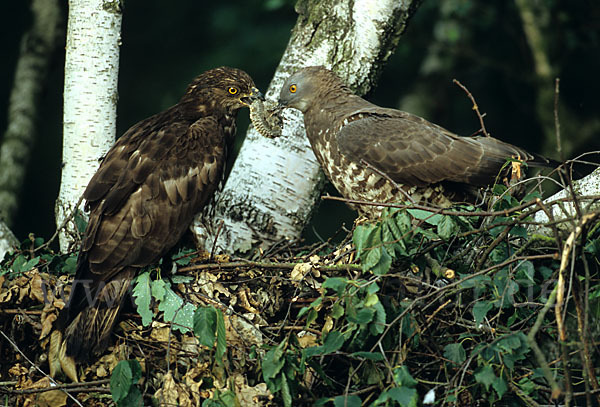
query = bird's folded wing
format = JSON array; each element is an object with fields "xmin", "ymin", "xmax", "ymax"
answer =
[{"xmin": 336, "ymin": 111, "xmax": 531, "ymax": 187}]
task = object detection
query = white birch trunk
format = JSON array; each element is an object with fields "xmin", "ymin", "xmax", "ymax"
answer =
[
  {"xmin": 532, "ymin": 167, "xmax": 600, "ymax": 233},
  {"xmin": 56, "ymin": 0, "xmax": 122, "ymax": 252},
  {"xmin": 192, "ymin": 0, "xmax": 421, "ymax": 254}
]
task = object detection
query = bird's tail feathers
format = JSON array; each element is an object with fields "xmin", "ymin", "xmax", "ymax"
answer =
[{"xmin": 50, "ymin": 267, "xmax": 135, "ymax": 381}]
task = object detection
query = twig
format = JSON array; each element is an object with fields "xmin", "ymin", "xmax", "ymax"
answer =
[
  {"xmin": 210, "ymin": 219, "xmax": 225, "ymax": 261},
  {"xmin": 178, "ymin": 259, "xmax": 362, "ymax": 273},
  {"xmin": 35, "ymin": 193, "xmax": 85, "ymax": 253},
  {"xmin": 554, "ymin": 78, "xmax": 563, "ymax": 161},
  {"xmin": 0, "ymin": 380, "xmax": 109, "ymax": 395},
  {"xmin": 453, "ymin": 79, "xmax": 489, "ymax": 137},
  {"xmin": 0, "ymin": 329, "xmax": 84, "ymax": 407}
]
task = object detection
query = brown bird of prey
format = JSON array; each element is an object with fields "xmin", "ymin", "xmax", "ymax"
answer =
[
  {"xmin": 278, "ymin": 66, "xmax": 553, "ymax": 215},
  {"xmin": 50, "ymin": 67, "xmax": 262, "ymax": 381}
]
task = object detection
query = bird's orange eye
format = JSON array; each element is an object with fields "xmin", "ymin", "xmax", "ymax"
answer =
[
  {"xmin": 289, "ymin": 84, "xmax": 297, "ymax": 93},
  {"xmin": 228, "ymin": 87, "xmax": 238, "ymax": 95}
]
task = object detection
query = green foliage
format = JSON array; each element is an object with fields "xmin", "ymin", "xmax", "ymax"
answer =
[
  {"xmin": 193, "ymin": 305, "xmax": 227, "ymax": 365},
  {"xmin": 110, "ymin": 360, "xmax": 143, "ymax": 407},
  {"xmin": 0, "ymin": 234, "xmax": 78, "ymax": 277},
  {"xmin": 262, "ymin": 337, "xmax": 304, "ymax": 407},
  {"xmin": 132, "ymin": 270, "xmax": 195, "ymax": 333}
]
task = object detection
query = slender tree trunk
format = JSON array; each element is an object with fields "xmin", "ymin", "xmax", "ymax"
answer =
[
  {"xmin": 0, "ymin": 0, "xmax": 62, "ymax": 256},
  {"xmin": 56, "ymin": 0, "xmax": 122, "ymax": 252},
  {"xmin": 192, "ymin": 0, "xmax": 422, "ymax": 254},
  {"xmin": 533, "ymin": 167, "xmax": 600, "ymax": 233}
]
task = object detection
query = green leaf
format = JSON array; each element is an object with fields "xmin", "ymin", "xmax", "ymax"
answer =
[
  {"xmin": 322, "ymin": 277, "xmax": 348, "ymax": 295},
  {"xmin": 372, "ymin": 246, "xmax": 393, "ymax": 275},
  {"xmin": 364, "ymin": 246, "xmax": 381, "ymax": 271},
  {"xmin": 407, "ymin": 209, "xmax": 442, "ymax": 225},
  {"xmin": 353, "ymin": 224, "xmax": 378, "ymax": 259},
  {"xmin": 347, "ymin": 307, "xmax": 374, "ymax": 325},
  {"xmin": 74, "ymin": 210, "xmax": 88, "ymax": 234},
  {"xmin": 10, "ymin": 255, "xmax": 26, "ymax": 273},
  {"xmin": 473, "ymin": 301, "xmax": 493, "ymax": 325},
  {"xmin": 331, "ymin": 302, "xmax": 344, "ymax": 319},
  {"xmin": 458, "ymin": 274, "xmax": 491, "ymax": 289},
  {"xmin": 510, "ymin": 225, "xmax": 528, "ymax": 238},
  {"xmin": 387, "ymin": 387, "xmax": 418, "ymax": 407},
  {"xmin": 474, "ymin": 365, "xmax": 496, "ymax": 391},
  {"xmin": 194, "ymin": 306, "xmax": 217, "ymax": 347},
  {"xmin": 263, "ymin": 340, "xmax": 286, "ymax": 382},
  {"xmin": 151, "ymin": 279, "xmax": 167, "ymax": 301},
  {"xmin": 437, "ymin": 215, "xmax": 458, "ymax": 240},
  {"xmin": 280, "ymin": 373, "xmax": 292, "ymax": 407},
  {"xmin": 22, "ymin": 257, "xmax": 40, "ymax": 272},
  {"xmin": 350, "ymin": 351, "xmax": 384, "ymax": 361},
  {"xmin": 444, "ymin": 343, "xmax": 466, "ymax": 365},
  {"xmin": 133, "ymin": 272, "xmax": 154, "ymax": 326},
  {"xmin": 322, "ymin": 331, "xmax": 344, "ymax": 354},
  {"xmin": 118, "ymin": 385, "xmax": 142, "ymax": 407},
  {"xmin": 515, "ymin": 260, "xmax": 535, "ymax": 285},
  {"xmin": 493, "ymin": 376, "xmax": 508, "ymax": 398},
  {"xmin": 61, "ymin": 255, "xmax": 78, "ymax": 275},
  {"xmin": 333, "ymin": 395, "xmax": 362, "ymax": 407},
  {"xmin": 128, "ymin": 360, "xmax": 142, "ymax": 383},
  {"xmin": 110, "ymin": 360, "xmax": 133, "ymax": 402},
  {"xmin": 392, "ymin": 365, "xmax": 418, "ymax": 388},
  {"xmin": 369, "ymin": 300, "xmax": 386, "ymax": 335},
  {"xmin": 215, "ymin": 309, "xmax": 227, "ymax": 364}
]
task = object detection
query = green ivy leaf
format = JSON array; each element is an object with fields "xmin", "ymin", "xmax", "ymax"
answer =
[
  {"xmin": 444, "ymin": 343, "xmax": 466, "ymax": 365},
  {"xmin": 194, "ymin": 306, "xmax": 217, "ymax": 348},
  {"xmin": 133, "ymin": 272, "xmax": 154, "ymax": 326},
  {"xmin": 493, "ymin": 376, "xmax": 508, "ymax": 398}
]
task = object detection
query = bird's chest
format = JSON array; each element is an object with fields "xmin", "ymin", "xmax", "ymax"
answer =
[{"xmin": 309, "ymin": 128, "xmax": 396, "ymax": 214}]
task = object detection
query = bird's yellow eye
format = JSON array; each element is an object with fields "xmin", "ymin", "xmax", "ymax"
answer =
[
  {"xmin": 289, "ymin": 84, "xmax": 297, "ymax": 93},
  {"xmin": 228, "ymin": 87, "xmax": 238, "ymax": 95}
]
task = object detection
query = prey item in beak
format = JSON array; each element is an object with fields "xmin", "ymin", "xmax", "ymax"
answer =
[{"xmin": 240, "ymin": 87, "xmax": 264, "ymax": 106}]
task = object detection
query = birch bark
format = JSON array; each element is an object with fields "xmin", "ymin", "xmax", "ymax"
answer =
[
  {"xmin": 192, "ymin": 0, "xmax": 422, "ymax": 254},
  {"xmin": 56, "ymin": 0, "xmax": 122, "ymax": 252},
  {"xmin": 533, "ymin": 167, "xmax": 600, "ymax": 234}
]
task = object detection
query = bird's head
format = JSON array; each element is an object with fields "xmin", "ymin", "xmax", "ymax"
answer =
[
  {"xmin": 278, "ymin": 66, "xmax": 349, "ymax": 113},
  {"xmin": 182, "ymin": 66, "xmax": 263, "ymax": 114}
]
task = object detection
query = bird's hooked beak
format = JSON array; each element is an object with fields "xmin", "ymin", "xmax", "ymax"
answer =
[{"xmin": 240, "ymin": 87, "xmax": 264, "ymax": 106}]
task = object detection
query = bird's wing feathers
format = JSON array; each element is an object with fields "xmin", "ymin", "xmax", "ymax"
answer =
[
  {"xmin": 79, "ymin": 116, "xmax": 225, "ymax": 285},
  {"xmin": 336, "ymin": 110, "xmax": 531, "ymax": 187}
]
